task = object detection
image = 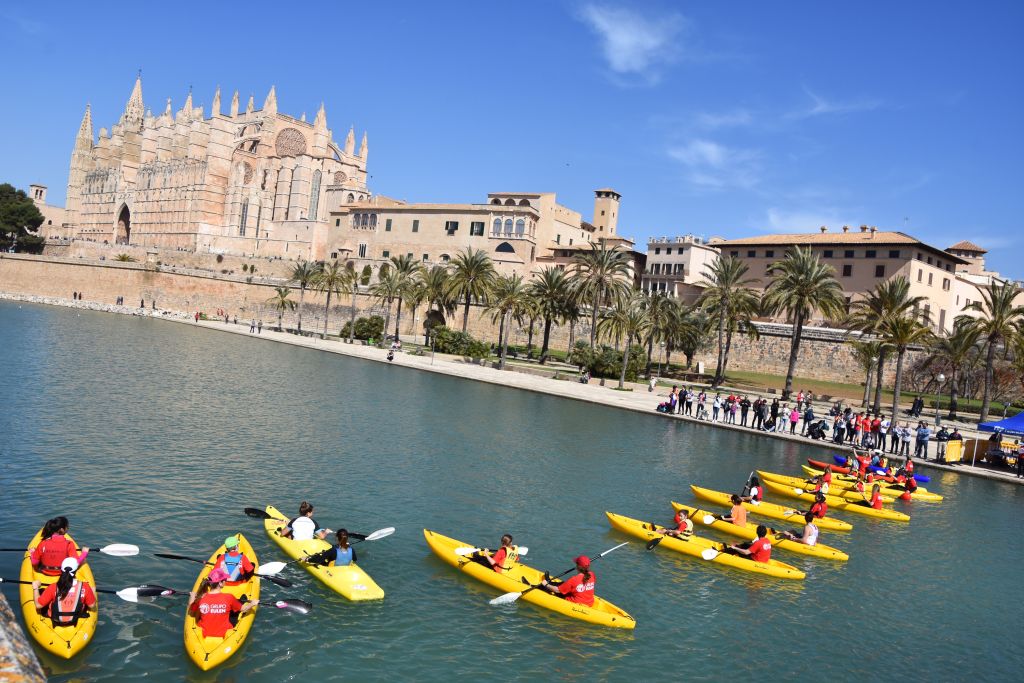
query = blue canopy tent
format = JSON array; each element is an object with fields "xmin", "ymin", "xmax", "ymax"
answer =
[{"xmin": 978, "ymin": 411, "xmax": 1024, "ymax": 437}]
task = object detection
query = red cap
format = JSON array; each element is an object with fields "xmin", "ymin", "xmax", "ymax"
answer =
[{"xmin": 574, "ymin": 555, "xmax": 590, "ymax": 569}]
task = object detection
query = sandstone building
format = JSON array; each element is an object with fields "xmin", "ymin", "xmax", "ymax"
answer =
[{"xmin": 640, "ymin": 234, "xmax": 720, "ymax": 302}]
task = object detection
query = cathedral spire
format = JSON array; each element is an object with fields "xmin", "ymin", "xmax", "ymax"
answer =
[
  {"xmin": 263, "ymin": 85, "xmax": 277, "ymax": 115},
  {"xmin": 75, "ymin": 104, "xmax": 93, "ymax": 150},
  {"xmin": 212, "ymin": 86, "xmax": 221, "ymax": 116},
  {"xmin": 121, "ymin": 73, "xmax": 144, "ymax": 125},
  {"xmin": 181, "ymin": 87, "xmax": 193, "ymax": 118},
  {"xmin": 230, "ymin": 90, "xmax": 239, "ymax": 117},
  {"xmin": 344, "ymin": 125, "xmax": 355, "ymax": 155},
  {"xmin": 246, "ymin": 94, "xmax": 254, "ymax": 115},
  {"xmin": 164, "ymin": 97, "xmax": 172, "ymax": 116},
  {"xmin": 314, "ymin": 102, "xmax": 326, "ymax": 130},
  {"xmin": 359, "ymin": 131, "xmax": 368, "ymax": 160}
]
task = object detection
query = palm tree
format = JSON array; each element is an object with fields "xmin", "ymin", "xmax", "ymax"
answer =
[
  {"xmin": 314, "ymin": 261, "xmax": 348, "ymax": 339},
  {"xmin": 761, "ymin": 246, "xmax": 846, "ymax": 400},
  {"xmin": 697, "ymin": 256, "xmax": 759, "ymax": 386},
  {"xmin": 927, "ymin": 320, "xmax": 981, "ymax": 419},
  {"xmin": 880, "ymin": 310, "xmax": 934, "ymax": 426},
  {"xmin": 339, "ymin": 262, "xmax": 359, "ymax": 344},
  {"xmin": 289, "ymin": 259, "xmax": 322, "ymax": 335},
  {"xmin": 848, "ymin": 277, "xmax": 926, "ymax": 415},
  {"xmin": 849, "ymin": 339, "xmax": 886, "ymax": 408},
  {"xmin": 370, "ymin": 265, "xmax": 404, "ymax": 345},
  {"xmin": 598, "ymin": 294, "xmax": 652, "ymax": 389},
  {"xmin": 529, "ymin": 266, "xmax": 570, "ymax": 364},
  {"xmin": 266, "ymin": 286, "xmax": 297, "ymax": 332},
  {"xmin": 669, "ymin": 306, "xmax": 713, "ymax": 370},
  {"xmin": 485, "ymin": 273, "xmax": 530, "ymax": 370},
  {"xmin": 420, "ymin": 265, "xmax": 452, "ymax": 344},
  {"xmin": 387, "ymin": 254, "xmax": 422, "ymax": 341},
  {"xmin": 447, "ymin": 247, "xmax": 497, "ymax": 332},
  {"xmin": 959, "ymin": 281, "xmax": 1024, "ymax": 422},
  {"xmin": 570, "ymin": 242, "xmax": 633, "ymax": 349},
  {"xmin": 641, "ymin": 292, "xmax": 676, "ymax": 379}
]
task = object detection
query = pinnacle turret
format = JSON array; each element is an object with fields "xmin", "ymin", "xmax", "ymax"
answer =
[
  {"xmin": 246, "ymin": 94, "xmax": 254, "ymax": 115},
  {"xmin": 121, "ymin": 74, "xmax": 144, "ymax": 125},
  {"xmin": 230, "ymin": 90, "xmax": 239, "ymax": 117},
  {"xmin": 344, "ymin": 125, "xmax": 355, "ymax": 155},
  {"xmin": 359, "ymin": 131, "xmax": 368, "ymax": 160},
  {"xmin": 75, "ymin": 104, "xmax": 93, "ymax": 149},
  {"xmin": 314, "ymin": 102, "xmax": 326, "ymax": 130},
  {"xmin": 263, "ymin": 85, "xmax": 277, "ymax": 115},
  {"xmin": 212, "ymin": 86, "xmax": 221, "ymax": 116}
]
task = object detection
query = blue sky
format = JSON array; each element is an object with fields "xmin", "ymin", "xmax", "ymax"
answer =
[{"xmin": 2, "ymin": 1, "xmax": 1022, "ymax": 278}]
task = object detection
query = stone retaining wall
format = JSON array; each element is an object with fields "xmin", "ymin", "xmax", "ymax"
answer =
[{"xmin": 0, "ymin": 593, "xmax": 45, "ymax": 683}]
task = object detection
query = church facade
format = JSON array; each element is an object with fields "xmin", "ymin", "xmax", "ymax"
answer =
[{"xmin": 59, "ymin": 76, "xmax": 371, "ymax": 260}]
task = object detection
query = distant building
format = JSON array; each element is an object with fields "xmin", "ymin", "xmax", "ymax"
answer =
[
  {"xmin": 641, "ymin": 234, "xmax": 719, "ymax": 302},
  {"xmin": 27, "ymin": 185, "xmax": 67, "ymax": 235}
]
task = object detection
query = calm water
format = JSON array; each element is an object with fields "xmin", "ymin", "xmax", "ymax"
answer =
[{"xmin": 0, "ymin": 301, "xmax": 1020, "ymax": 682}]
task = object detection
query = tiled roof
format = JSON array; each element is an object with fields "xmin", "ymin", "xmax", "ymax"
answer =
[
  {"xmin": 714, "ymin": 230, "xmax": 919, "ymax": 246},
  {"xmin": 947, "ymin": 240, "xmax": 987, "ymax": 254}
]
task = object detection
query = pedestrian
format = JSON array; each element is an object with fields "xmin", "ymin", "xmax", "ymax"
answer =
[
  {"xmin": 649, "ymin": 377, "xmax": 657, "ymax": 393},
  {"xmin": 899, "ymin": 422, "xmax": 912, "ymax": 456},
  {"xmin": 712, "ymin": 394, "xmax": 722, "ymax": 423},
  {"xmin": 796, "ymin": 390, "xmax": 804, "ymax": 412},
  {"xmin": 140, "ymin": 298, "xmax": 145, "ymax": 308},
  {"xmin": 914, "ymin": 421, "xmax": 931, "ymax": 460},
  {"xmin": 257, "ymin": 320, "xmax": 263, "ymax": 334},
  {"xmin": 833, "ymin": 414, "xmax": 846, "ymax": 443},
  {"xmin": 740, "ymin": 396, "xmax": 751, "ymax": 427},
  {"xmin": 233, "ymin": 316, "xmax": 237, "ymax": 325},
  {"xmin": 1016, "ymin": 440, "xmax": 1024, "ymax": 479},
  {"xmin": 728, "ymin": 398, "xmax": 738, "ymax": 424},
  {"xmin": 250, "ymin": 319, "xmax": 256, "ymax": 333},
  {"xmin": 668, "ymin": 387, "xmax": 678, "ymax": 414},
  {"xmin": 696, "ymin": 391, "xmax": 707, "ymax": 420},
  {"xmin": 685, "ymin": 389, "xmax": 694, "ymax": 416},
  {"xmin": 788, "ymin": 406, "xmax": 800, "ymax": 435},
  {"xmin": 801, "ymin": 405, "xmax": 815, "ymax": 436},
  {"xmin": 194, "ymin": 311, "xmax": 200, "ymax": 323},
  {"xmin": 935, "ymin": 425, "xmax": 950, "ymax": 463},
  {"xmin": 151, "ymin": 300, "xmax": 156, "ymax": 309}
]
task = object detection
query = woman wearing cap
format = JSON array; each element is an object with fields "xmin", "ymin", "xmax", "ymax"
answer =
[
  {"xmin": 187, "ymin": 568, "xmax": 257, "ymax": 639},
  {"xmin": 32, "ymin": 557, "xmax": 96, "ymax": 624},
  {"xmin": 30, "ymin": 517, "xmax": 89, "ymax": 577},
  {"xmin": 303, "ymin": 529, "xmax": 361, "ymax": 569},
  {"xmin": 212, "ymin": 536, "xmax": 255, "ymax": 585},
  {"xmin": 541, "ymin": 556, "xmax": 596, "ymax": 606},
  {"xmin": 280, "ymin": 502, "xmax": 329, "ymax": 541}
]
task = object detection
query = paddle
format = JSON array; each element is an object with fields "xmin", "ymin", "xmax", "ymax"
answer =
[
  {"xmin": 153, "ymin": 553, "xmax": 293, "ymax": 588},
  {"xmin": 116, "ymin": 584, "xmax": 313, "ymax": 613},
  {"xmin": 0, "ymin": 544, "xmax": 140, "ymax": 557},
  {"xmin": 243, "ymin": 509, "xmax": 394, "ymax": 542},
  {"xmin": 453, "ymin": 546, "xmax": 529, "ymax": 557},
  {"xmin": 488, "ymin": 542, "xmax": 628, "ymax": 606},
  {"xmin": 0, "ymin": 576, "xmax": 158, "ymax": 603}
]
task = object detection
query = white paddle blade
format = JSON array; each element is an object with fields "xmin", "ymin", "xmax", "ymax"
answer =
[
  {"xmin": 700, "ymin": 548, "xmax": 720, "ymax": 561},
  {"xmin": 453, "ymin": 547, "xmax": 481, "ymax": 557},
  {"xmin": 257, "ymin": 562, "xmax": 287, "ymax": 576},
  {"xmin": 701, "ymin": 515, "xmax": 716, "ymax": 525},
  {"xmin": 794, "ymin": 488, "xmax": 805, "ymax": 495},
  {"xmin": 115, "ymin": 587, "xmax": 140, "ymax": 603},
  {"xmin": 517, "ymin": 546, "xmax": 528, "ymax": 556},
  {"xmin": 100, "ymin": 544, "xmax": 140, "ymax": 557},
  {"xmin": 489, "ymin": 591, "xmax": 522, "ymax": 606},
  {"xmin": 783, "ymin": 510, "xmax": 796, "ymax": 516},
  {"xmin": 365, "ymin": 527, "xmax": 396, "ymax": 541}
]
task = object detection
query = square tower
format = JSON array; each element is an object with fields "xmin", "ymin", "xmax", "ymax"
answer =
[{"xmin": 593, "ymin": 188, "xmax": 620, "ymax": 236}]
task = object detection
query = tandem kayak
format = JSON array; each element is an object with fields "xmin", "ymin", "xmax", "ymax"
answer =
[
  {"xmin": 263, "ymin": 505, "xmax": 384, "ymax": 601},
  {"xmin": 800, "ymin": 466, "xmax": 943, "ymax": 502},
  {"xmin": 19, "ymin": 529, "xmax": 97, "ymax": 659},
  {"xmin": 183, "ymin": 533, "xmax": 260, "ymax": 671},
  {"xmin": 423, "ymin": 529, "xmax": 635, "ymax": 629},
  {"xmin": 756, "ymin": 470, "xmax": 896, "ymax": 504},
  {"xmin": 606, "ymin": 512, "xmax": 805, "ymax": 580},
  {"xmin": 762, "ymin": 481, "xmax": 911, "ymax": 522},
  {"xmin": 690, "ymin": 485, "xmax": 853, "ymax": 532},
  {"xmin": 669, "ymin": 502, "xmax": 848, "ymax": 562},
  {"xmin": 827, "ymin": 455, "xmax": 931, "ymax": 482}
]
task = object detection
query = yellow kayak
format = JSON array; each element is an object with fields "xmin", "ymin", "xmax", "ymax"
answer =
[
  {"xmin": 264, "ymin": 505, "xmax": 384, "ymax": 601},
  {"xmin": 800, "ymin": 465, "xmax": 944, "ymax": 502},
  {"xmin": 606, "ymin": 512, "xmax": 805, "ymax": 581},
  {"xmin": 757, "ymin": 470, "xmax": 896, "ymax": 504},
  {"xmin": 669, "ymin": 502, "xmax": 848, "ymax": 562},
  {"xmin": 19, "ymin": 529, "xmax": 97, "ymax": 659},
  {"xmin": 691, "ymin": 484, "xmax": 853, "ymax": 532},
  {"xmin": 762, "ymin": 480, "xmax": 911, "ymax": 522},
  {"xmin": 183, "ymin": 533, "xmax": 260, "ymax": 671},
  {"xmin": 423, "ymin": 529, "xmax": 635, "ymax": 629}
]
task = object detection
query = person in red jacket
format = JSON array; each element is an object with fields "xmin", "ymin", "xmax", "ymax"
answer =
[
  {"xmin": 799, "ymin": 492, "xmax": 828, "ymax": 519},
  {"xmin": 30, "ymin": 517, "xmax": 88, "ymax": 577},
  {"xmin": 187, "ymin": 568, "xmax": 258, "ymax": 639},
  {"xmin": 860, "ymin": 483, "xmax": 884, "ymax": 509},
  {"xmin": 541, "ymin": 556, "xmax": 596, "ymax": 606},
  {"xmin": 726, "ymin": 525, "xmax": 772, "ymax": 563},
  {"xmin": 32, "ymin": 557, "xmax": 96, "ymax": 625}
]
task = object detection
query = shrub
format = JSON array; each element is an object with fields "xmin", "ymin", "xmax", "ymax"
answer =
[
  {"xmin": 340, "ymin": 315, "xmax": 385, "ymax": 341},
  {"xmin": 431, "ymin": 326, "xmax": 475, "ymax": 356},
  {"xmin": 571, "ymin": 341, "xmax": 645, "ymax": 382},
  {"xmin": 466, "ymin": 339, "xmax": 490, "ymax": 360}
]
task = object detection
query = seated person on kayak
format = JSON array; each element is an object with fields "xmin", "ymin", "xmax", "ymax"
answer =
[
  {"xmin": 798, "ymin": 492, "xmax": 828, "ymax": 519},
  {"xmin": 471, "ymin": 534, "xmax": 517, "ymax": 573},
  {"xmin": 740, "ymin": 476, "xmax": 763, "ymax": 503},
  {"xmin": 280, "ymin": 502, "xmax": 329, "ymax": 541},
  {"xmin": 720, "ymin": 495, "xmax": 747, "ymax": 526},
  {"xmin": 541, "ymin": 555, "xmax": 595, "ymax": 606},
  {"xmin": 860, "ymin": 483, "xmax": 884, "ymax": 509},
  {"xmin": 212, "ymin": 536, "xmax": 254, "ymax": 585},
  {"xmin": 304, "ymin": 529, "xmax": 358, "ymax": 568},
  {"xmin": 30, "ymin": 517, "xmax": 89, "ymax": 577},
  {"xmin": 187, "ymin": 568, "xmax": 257, "ymax": 639},
  {"xmin": 725, "ymin": 525, "xmax": 772, "ymax": 563},
  {"xmin": 656, "ymin": 509, "xmax": 693, "ymax": 538},
  {"xmin": 775, "ymin": 513, "xmax": 819, "ymax": 547},
  {"xmin": 803, "ymin": 471, "xmax": 830, "ymax": 495},
  {"xmin": 31, "ymin": 557, "xmax": 95, "ymax": 625}
]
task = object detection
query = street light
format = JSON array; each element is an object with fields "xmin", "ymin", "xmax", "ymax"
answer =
[
  {"xmin": 935, "ymin": 373, "xmax": 946, "ymax": 425},
  {"xmin": 658, "ymin": 341, "xmax": 666, "ymax": 377}
]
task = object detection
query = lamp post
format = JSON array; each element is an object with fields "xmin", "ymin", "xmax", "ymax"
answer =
[
  {"xmin": 934, "ymin": 373, "xmax": 946, "ymax": 426},
  {"xmin": 658, "ymin": 341, "xmax": 665, "ymax": 377}
]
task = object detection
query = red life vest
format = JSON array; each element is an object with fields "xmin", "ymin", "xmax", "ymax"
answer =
[
  {"xmin": 51, "ymin": 581, "xmax": 85, "ymax": 626},
  {"xmin": 37, "ymin": 536, "xmax": 76, "ymax": 576}
]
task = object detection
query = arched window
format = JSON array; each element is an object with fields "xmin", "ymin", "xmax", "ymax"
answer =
[
  {"xmin": 495, "ymin": 242, "xmax": 515, "ymax": 253},
  {"xmin": 515, "ymin": 219, "xmax": 525, "ymax": 236},
  {"xmin": 504, "ymin": 218, "xmax": 513, "ymax": 235},
  {"xmin": 347, "ymin": 193, "xmax": 355, "ymax": 203},
  {"xmin": 308, "ymin": 170, "xmax": 322, "ymax": 220},
  {"xmin": 492, "ymin": 218, "xmax": 502, "ymax": 235},
  {"xmin": 239, "ymin": 199, "xmax": 248, "ymax": 236},
  {"xmin": 440, "ymin": 253, "xmax": 450, "ymax": 263},
  {"xmin": 504, "ymin": 198, "xmax": 516, "ymax": 206},
  {"xmin": 491, "ymin": 198, "xmax": 501, "ymax": 205},
  {"xmin": 369, "ymin": 214, "xmax": 377, "ymax": 228},
  {"xmin": 518, "ymin": 199, "xmax": 530, "ymax": 206}
]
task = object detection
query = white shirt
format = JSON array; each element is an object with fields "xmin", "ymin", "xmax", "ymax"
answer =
[
  {"xmin": 803, "ymin": 523, "xmax": 819, "ymax": 546},
  {"xmin": 288, "ymin": 516, "xmax": 318, "ymax": 541}
]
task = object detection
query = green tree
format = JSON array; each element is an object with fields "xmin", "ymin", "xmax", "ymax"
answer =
[
  {"xmin": 668, "ymin": 305, "xmax": 713, "ymax": 370},
  {"xmin": 113, "ymin": 253, "xmax": 136, "ymax": 262},
  {"xmin": 697, "ymin": 256, "xmax": 760, "ymax": 386},
  {"xmin": 0, "ymin": 183, "xmax": 45, "ymax": 253},
  {"xmin": 849, "ymin": 339, "xmax": 886, "ymax": 408},
  {"xmin": 314, "ymin": 261, "xmax": 348, "ymax": 339},
  {"xmin": 529, "ymin": 266, "xmax": 570, "ymax": 365},
  {"xmin": 289, "ymin": 259, "xmax": 322, "ymax": 335},
  {"xmin": 640, "ymin": 292, "xmax": 676, "ymax": 378},
  {"xmin": 266, "ymin": 286, "xmax": 297, "ymax": 331},
  {"xmin": 598, "ymin": 294, "xmax": 653, "ymax": 389},
  {"xmin": 370, "ymin": 265, "xmax": 404, "ymax": 345},
  {"xmin": 959, "ymin": 281, "xmax": 1024, "ymax": 421},
  {"xmin": 338, "ymin": 262, "xmax": 360, "ymax": 344},
  {"xmin": 880, "ymin": 310, "xmax": 934, "ymax": 426},
  {"xmin": 926, "ymin": 319, "xmax": 981, "ymax": 419},
  {"xmin": 446, "ymin": 247, "xmax": 497, "ymax": 333},
  {"xmin": 761, "ymin": 246, "xmax": 846, "ymax": 400},
  {"xmin": 485, "ymin": 273, "xmax": 531, "ymax": 370},
  {"xmin": 387, "ymin": 254, "xmax": 422, "ymax": 341},
  {"xmin": 420, "ymin": 265, "xmax": 453, "ymax": 344},
  {"xmin": 571, "ymin": 242, "xmax": 633, "ymax": 349}
]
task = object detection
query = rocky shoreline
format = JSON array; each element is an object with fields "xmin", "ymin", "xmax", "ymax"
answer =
[{"xmin": 0, "ymin": 291, "xmax": 190, "ymax": 320}]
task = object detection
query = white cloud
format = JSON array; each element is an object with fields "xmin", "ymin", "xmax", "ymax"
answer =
[
  {"xmin": 787, "ymin": 87, "xmax": 882, "ymax": 120},
  {"xmin": 578, "ymin": 4, "xmax": 685, "ymax": 84},
  {"xmin": 759, "ymin": 207, "xmax": 855, "ymax": 233},
  {"xmin": 695, "ymin": 109, "xmax": 753, "ymax": 130},
  {"xmin": 668, "ymin": 139, "xmax": 761, "ymax": 190}
]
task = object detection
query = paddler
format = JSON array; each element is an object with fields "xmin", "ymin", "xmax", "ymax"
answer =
[
  {"xmin": 720, "ymin": 494, "xmax": 748, "ymax": 526},
  {"xmin": 212, "ymin": 536, "xmax": 255, "ymax": 585},
  {"xmin": 797, "ymin": 491, "xmax": 828, "ymax": 520},
  {"xmin": 187, "ymin": 568, "xmax": 258, "ymax": 639},
  {"xmin": 656, "ymin": 509, "xmax": 694, "ymax": 538},
  {"xmin": 859, "ymin": 483, "xmax": 884, "ymax": 510},
  {"xmin": 303, "ymin": 529, "xmax": 359, "ymax": 568},
  {"xmin": 725, "ymin": 525, "xmax": 772, "ymax": 562},
  {"xmin": 31, "ymin": 557, "xmax": 96, "ymax": 624},
  {"xmin": 774, "ymin": 512, "xmax": 819, "ymax": 547},
  {"xmin": 280, "ymin": 501, "xmax": 329, "ymax": 541},
  {"xmin": 540, "ymin": 555, "xmax": 595, "ymax": 606},
  {"xmin": 30, "ymin": 517, "xmax": 89, "ymax": 577},
  {"xmin": 470, "ymin": 534, "xmax": 518, "ymax": 573},
  {"xmin": 740, "ymin": 476, "xmax": 763, "ymax": 503}
]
